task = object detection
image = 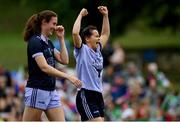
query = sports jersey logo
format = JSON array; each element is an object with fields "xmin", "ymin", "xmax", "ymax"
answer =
[
  {"xmin": 48, "ymin": 48, "xmax": 52, "ymax": 55},
  {"xmin": 92, "ymin": 56, "xmax": 103, "ymax": 69},
  {"xmin": 47, "ymin": 57, "xmax": 55, "ymax": 67},
  {"xmin": 92, "ymin": 57, "xmax": 103, "ymax": 78},
  {"xmin": 44, "ymin": 48, "xmax": 55, "ymax": 67}
]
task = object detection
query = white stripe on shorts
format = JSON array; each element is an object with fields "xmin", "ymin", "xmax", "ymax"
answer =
[{"xmin": 80, "ymin": 91, "xmax": 93, "ymax": 119}]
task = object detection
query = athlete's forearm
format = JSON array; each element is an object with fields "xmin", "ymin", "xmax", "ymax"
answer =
[
  {"xmin": 72, "ymin": 14, "xmax": 83, "ymax": 48},
  {"xmin": 41, "ymin": 64, "xmax": 82, "ymax": 88},
  {"xmin": 72, "ymin": 14, "xmax": 82, "ymax": 35},
  {"xmin": 41, "ymin": 64, "xmax": 69, "ymax": 80},
  {"xmin": 58, "ymin": 37, "xmax": 69, "ymax": 64},
  {"xmin": 101, "ymin": 14, "xmax": 110, "ymax": 38}
]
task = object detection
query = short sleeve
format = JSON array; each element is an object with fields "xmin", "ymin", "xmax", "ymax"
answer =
[
  {"xmin": 74, "ymin": 44, "xmax": 85, "ymax": 58},
  {"xmin": 98, "ymin": 42, "xmax": 102, "ymax": 52},
  {"xmin": 28, "ymin": 37, "xmax": 43, "ymax": 58},
  {"xmin": 54, "ymin": 48, "xmax": 60, "ymax": 54},
  {"xmin": 74, "ymin": 47, "xmax": 79, "ymax": 58}
]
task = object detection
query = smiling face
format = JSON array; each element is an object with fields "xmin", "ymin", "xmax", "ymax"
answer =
[{"xmin": 41, "ymin": 16, "xmax": 57, "ymax": 37}]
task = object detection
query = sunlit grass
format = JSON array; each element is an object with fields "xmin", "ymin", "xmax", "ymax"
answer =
[
  {"xmin": 114, "ymin": 29, "xmax": 180, "ymax": 49},
  {"xmin": 0, "ymin": 33, "xmax": 27, "ymax": 70}
]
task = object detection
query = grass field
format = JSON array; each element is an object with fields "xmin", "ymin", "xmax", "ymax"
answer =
[
  {"xmin": 0, "ymin": 33, "xmax": 27, "ymax": 70},
  {"xmin": 114, "ymin": 29, "xmax": 180, "ymax": 49}
]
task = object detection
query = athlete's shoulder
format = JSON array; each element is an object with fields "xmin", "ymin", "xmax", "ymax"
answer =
[
  {"xmin": 28, "ymin": 35, "xmax": 43, "ymax": 49},
  {"xmin": 74, "ymin": 43, "xmax": 87, "ymax": 51},
  {"xmin": 83, "ymin": 44, "xmax": 91, "ymax": 50},
  {"xmin": 32, "ymin": 35, "xmax": 41, "ymax": 40},
  {"xmin": 74, "ymin": 43, "xmax": 87, "ymax": 57},
  {"xmin": 29, "ymin": 35, "xmax": 42, "ymax": 43}
]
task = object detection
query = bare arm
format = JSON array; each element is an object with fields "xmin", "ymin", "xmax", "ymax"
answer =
[
  {"xmin": 35, "ymin": 55, "xmax": 81, "ymax": 88},
  {"xmin": 98, "ymin": 6, "xmax": 110, "ymax": 48},
  {"xmin": 54, "ymin": 25, "xmax": 69, "ymax": 64},
  {"xmin": 72, "ymin": 8, "xmax": 88, "ymax": 48}
]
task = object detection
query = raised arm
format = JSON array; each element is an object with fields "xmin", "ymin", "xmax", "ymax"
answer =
[
  {"xmin": 98, "ymin": 6, "xmax": 110, "ymax": 48},
  {"xmin": 72, "ymin": 8, "xmax": 88, "ymax": 48},
  {"xmin": 54, "ymin": 25, "xmax": 69, "ymax": 64}
]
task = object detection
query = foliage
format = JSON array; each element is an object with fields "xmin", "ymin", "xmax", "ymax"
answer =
[{"xmin": 0, "ymin": 0, "xmax": 179, "ymax": 36}]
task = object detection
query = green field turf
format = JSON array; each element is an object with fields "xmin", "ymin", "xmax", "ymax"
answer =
[
  {"xmin": 0, "ymin": 33, "xmax": 27, "ymax": 70},
  {"xmin": 114, "ymin": 29, "xmax": 180, "ymax": 49}
]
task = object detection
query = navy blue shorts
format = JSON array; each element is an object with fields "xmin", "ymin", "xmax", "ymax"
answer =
[{"xmin": 76, "ymin": 88, "xmax": 104, "ymax": 121}]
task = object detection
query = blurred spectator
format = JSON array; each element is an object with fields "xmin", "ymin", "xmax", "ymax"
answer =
[
  {"xmin": 136, "ymin": 98, "xmax": 150, "ymax": 120},
  {"xmin": 121, "ymin": 102, "xmax": 135, "ymax": 121},
  {"xmin": 102, "ymin": 65, "xmax": 114, "ymax": 84},
  {"xmin": 0, "ymin": 66, "xmax": 23, "ymax": 121},
  {"xmin": 124, "ymin": 62, "xmax": 145, "ymax": 86},
  {"xmin": 111, "ymin": 73, "xmax": 129, "ymax": 105},
  {"xmin": 105, "ymin": 98, "xmax": 121, "ymax": 121},
  {"xmin": 146, "ymin": 62, "xmax": 170, "ymax": 93},
  {"xmin": 102, "ymin": 42, "xmax": 114, "ymax": 68},
  {"xmin": 162, "ymin": 91, "xmax": 179, "ymax": 121},
  {"xmin": 110, "ymin": 42, "xmax": 125, "ymax": 72}
]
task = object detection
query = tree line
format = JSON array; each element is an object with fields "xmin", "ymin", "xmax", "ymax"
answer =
[{"xmin": 1, "ymin": 0, "xmax": 180, "ymax": 37}]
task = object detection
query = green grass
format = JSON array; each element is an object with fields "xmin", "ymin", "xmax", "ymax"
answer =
[
  {"xmin": 0, "ymin": 33, "xmax": 27, "ymax": 70},
  {"xmin": 114, "ymin": 29, "xmax": 180, "ymax": 49}
]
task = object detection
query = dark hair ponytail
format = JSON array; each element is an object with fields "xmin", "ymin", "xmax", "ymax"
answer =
[
  {"xmin": 23, "ymin": 14, "xmax": 40, "ymax": 42},
  {"xmin": 23, "ymin": 10, "xmax": 57, "ymax": 42}
]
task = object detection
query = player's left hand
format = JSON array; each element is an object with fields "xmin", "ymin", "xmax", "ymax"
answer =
[
  {"xmin": 98, "ymin": 6, "xmax": 108, "ymax": 16},
  {"xmin": 55, "ymin": 25, "xmax": 65, "ymax": 39}
]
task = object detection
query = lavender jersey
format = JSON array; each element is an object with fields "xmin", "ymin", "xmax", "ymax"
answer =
[{"xmin": 74, "ymin": 43, "xmax": 103, "ymax": 93}]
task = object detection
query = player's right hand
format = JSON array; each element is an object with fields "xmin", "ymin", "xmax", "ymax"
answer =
[
  {"xmin": 80, "ymin": 8, "xmax": 88, "ymax": 17},
  {"xmin": 68, "ymin": 75, "xmax": 82, "ymax": 88}
]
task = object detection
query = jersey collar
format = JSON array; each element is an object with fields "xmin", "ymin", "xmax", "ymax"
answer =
[{"xmin": 40, "ymin": 34, "xmax": 49, "ymax": 45}]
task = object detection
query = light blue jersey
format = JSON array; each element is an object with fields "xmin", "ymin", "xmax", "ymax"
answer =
[{"xmin": 74, "ymin": 43, "xmax": 103, "ymax": 93}]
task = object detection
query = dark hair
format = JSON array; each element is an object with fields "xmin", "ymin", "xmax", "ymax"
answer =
[
  {"xmin": 23, "ymin": 10, "xmax": 57, "ymax": 42},
  {"xmin": 80, "ymin": 25, "xmax": 98, "ymax": 44}
]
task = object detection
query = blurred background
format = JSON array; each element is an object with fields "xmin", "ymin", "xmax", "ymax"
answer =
[{"xmin": 0, "ymin": 0, "xmax": 180, "ymax": 121}]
